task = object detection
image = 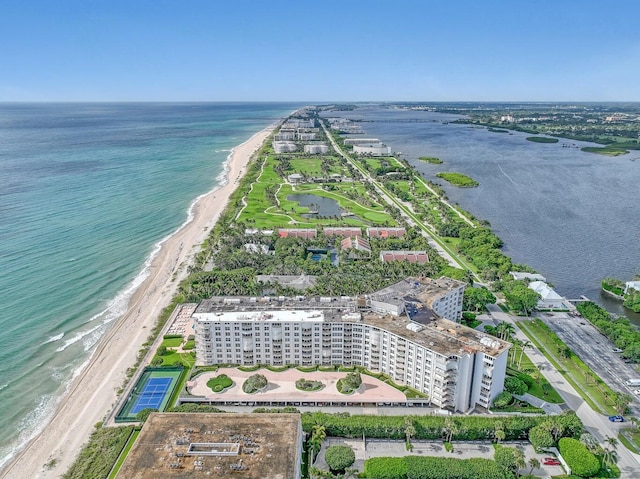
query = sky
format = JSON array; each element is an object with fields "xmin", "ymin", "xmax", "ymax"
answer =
[{"xmin": 1, "ymin": 0, "xmax": 639, "ymax": 102}]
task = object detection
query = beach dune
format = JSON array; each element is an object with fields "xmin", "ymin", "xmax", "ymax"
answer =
[{"xmin": 0, "ymin": 125, "xmax": 275, "ymax": 479}]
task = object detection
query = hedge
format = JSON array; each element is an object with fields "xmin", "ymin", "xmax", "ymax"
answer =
[
  {"xmin": 364, "ymin": 456, "xmax": 512, "ymax": 479},
  {"xmin": 558, "ymin": 437, "xmax": 600, "ymax": 477},
  {"xmin": 302, "ymin": 412, "xmax": 547, "ymax": 441}
]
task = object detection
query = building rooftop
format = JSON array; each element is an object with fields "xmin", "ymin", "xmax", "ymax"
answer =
[
  {"xmin": 193, "ymin": 292, "xmax": 508, "ymax": 358},
  {"xmin": 116, "ymin": 413, "xmax": 301, "ymax": 479},
  {"xmin": 370, "ymin": 277, "xmax": 464, "ymax": 308}
]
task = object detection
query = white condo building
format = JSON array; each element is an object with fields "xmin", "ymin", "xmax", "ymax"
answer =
[{"xmin": 192, "ymin": 277, "xmax": 509, "ymax": 412}]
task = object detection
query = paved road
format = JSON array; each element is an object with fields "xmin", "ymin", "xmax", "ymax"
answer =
[
  {"xmin": 538, "ymin": 311, "xmax": 640, "ymax": 415},
  {"xmin": 486, "ymin": 304, "xmax": 640, "ymax": 477}
]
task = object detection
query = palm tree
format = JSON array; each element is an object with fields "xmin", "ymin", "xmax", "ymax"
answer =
[
  {"xmin": 518, "ymin": 340, "xmax": 531, "ymax": 369},
  {"xmin": 309, "ymin": 424, "xmax": 326, "ymax": 462},
  {"xmin": 404, "ymin": 417, "xmax": 416, "ymax": 445},
  {"xmin": 603, "ymin": 447, "xmax": 618, "ymax": 469},
  {"xmin": 528, "ymin": 457, "xmax": 540, "ymax": 476},
  {"xmin": 605, "ymin": 436, "xmax": 619, "ymax": 451},
  {"xmin": 580, "ymin": 432, "xmax": 600, "ymax": 454},
  {"xmin": 493, "ymin": 421, "xmax": 506, "ymax": 444},
  {"xmin": 442, "ymin": 417, "xmax": 458, "ymax": 443}
]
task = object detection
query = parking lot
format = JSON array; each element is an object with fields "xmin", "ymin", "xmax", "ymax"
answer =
[
  {"xmin": 314, "ymin": 438, "xmax": 562, "ymax": 478},
  {"xmin": 538, "ymin": 312, "xmax": 640, "ymax": 414}
]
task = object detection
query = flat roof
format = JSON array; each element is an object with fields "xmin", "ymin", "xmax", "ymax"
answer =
[
  {"xmin": 116, "ymin": 413, "xmax": 301, "ymax": 479},
  {"xmin": 193, "ymin": 302, "xmax": 508, "ymax": 357}
]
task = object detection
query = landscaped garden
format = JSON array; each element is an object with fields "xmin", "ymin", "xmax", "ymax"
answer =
[
  {"xmin": 242, "ymin": 373, "xmax": 269, "ymax": 394},
  {"xmin": 296, "ymin": 378, "xmax": 324, "ymax": 392},
  {"xmin": 206, "ymin": 374, "xmax": 233, "ymax": 393}
]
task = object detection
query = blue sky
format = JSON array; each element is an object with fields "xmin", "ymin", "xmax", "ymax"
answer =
[{"xmin": 1, "ymin": 0, "xmax": 639, "ymax": 101}]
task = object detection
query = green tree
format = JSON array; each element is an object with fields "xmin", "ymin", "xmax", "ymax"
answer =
[
  {"xmin": 309, "ymin": 424, "xmax": 326, "ymax": 462},
  {"xmin": 442, "ymin": 416, "xmax": 459, "ymax": 443},
  {"xmin": 494, "ymin": 445, "xmax": 525, "ymax": 477},
  {"xmin": 503, "ymin": 281, "xmax": 540, "ymax": 315},
  {"xmin": 614, "ymin": 392, "xmax": 633, "ymax": 415},
  {"xmin": 325, "ymin": 445, "xmax": 355, "ymax": 473},
  {"xmin": 493, "ymin": 421, "xmax": 506, "ymax": 444},
  {"xmin": 135, "ymin": 408, "xmax": 158, "ymax": 423},
  {"xmin": 527, "ymin": 457, "xmax": 540, "ymax": 476},
  {"xmin": 404, "ymin": 417, "xmax": 416, "ymax": 445},
  {"xmin": 463, "ymin": 287, "xmax": 496, "ymax": 312}
]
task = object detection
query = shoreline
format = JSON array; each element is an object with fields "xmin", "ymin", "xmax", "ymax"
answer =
[{"xmin": 0, "ymin": 123, "xmax": 277, "ymax": 479}]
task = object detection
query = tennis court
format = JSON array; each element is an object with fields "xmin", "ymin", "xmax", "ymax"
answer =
[{"xmin": 115, "ymin": 367, "xmax": 183, "ymax": 422}]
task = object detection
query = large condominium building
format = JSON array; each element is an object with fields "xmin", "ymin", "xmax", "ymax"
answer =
[{"xmin": 192, "ymin": 277, "xmax": 509, "ymax": 412}]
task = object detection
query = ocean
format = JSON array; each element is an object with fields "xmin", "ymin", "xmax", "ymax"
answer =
[
  {"xmin": 0, "ymin": 102, "xmax": 299, "ymax": 467},
  {"xmin": 323, "ymin": 106, "xmax": 640, "ymax": 320}
]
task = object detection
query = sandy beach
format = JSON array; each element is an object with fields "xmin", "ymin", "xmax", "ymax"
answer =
[{"xmin": 0, "ymin": 125, "xmax": 275, "ymax": 479}]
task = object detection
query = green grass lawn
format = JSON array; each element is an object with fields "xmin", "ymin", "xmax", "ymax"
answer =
[
  {"xmin": 153, "ymin": 350, "xmax": 196, "ymax": 368},
  {"xmin": 108, "ymin": 428, "xmax": 140, "ymax": 479},
  {"xmin": 517, "ymin": 319, "xmax": 616, "ymax": 414},
  {"xmin": 161, "ymin": 337, "xmax": 183, "ymax": 348},
  {"xmin": 508, "ymin": 343, "xmax": 564, "ymax": 402},
  {"xmin": 207, "ymin": 374, "xmax": 233, "ymax": 392}
]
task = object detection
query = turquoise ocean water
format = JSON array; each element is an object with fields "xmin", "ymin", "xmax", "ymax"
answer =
[{"xmin": 0, "ymin": 102, "xmax": 299, "ymax": 466}]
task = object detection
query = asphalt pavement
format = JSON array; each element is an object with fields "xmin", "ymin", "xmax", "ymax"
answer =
[{"xmin": 486, "ymin": 304, "xmax": 640, "ymax": 477}]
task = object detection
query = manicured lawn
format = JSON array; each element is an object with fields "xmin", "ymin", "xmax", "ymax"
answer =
[
  {"xmin": 207, "ymin": 374, "xmax": 233, "ymax": 392},
  {"xmin": 153, "ymin": 350, "xmax": 196, "ymax": 368},
  {"xmin": 161, "ymin": 337, "xmax": 183, "ymax": 348},
  {"xmin": 517, "ymin": 319, "xmax": 616, "ymax": 414},
  {"xmin": 507, "ymin": 344, "xmax": 563, "ymax": 404}
]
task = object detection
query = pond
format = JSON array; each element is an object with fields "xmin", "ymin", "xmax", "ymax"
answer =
[{"xmin": 287, "ymin": 193, "xmax": 342, "ymax": 217}]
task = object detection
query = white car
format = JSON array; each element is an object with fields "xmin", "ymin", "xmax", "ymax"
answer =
[{"xmin": 634, "ymin": 389, "xmax": 640, "ymax": 395}]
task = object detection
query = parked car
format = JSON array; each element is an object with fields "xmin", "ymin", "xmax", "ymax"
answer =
[
  {"xmin": 609, "ymin": 415, "xmax": 625, "ymax": 422},
  {"xmin": 543, "ymin": 459, "xmax": 561, "ymax": 466},
  {"xmin": 613, "ymin": 348, "xmax": 623, "ymax": 353}
]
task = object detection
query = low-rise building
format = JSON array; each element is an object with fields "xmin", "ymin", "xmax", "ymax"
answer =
[
  {"xmin": 528, "ymin": 281, "xmax": 570, "ymax": 309},
  {"xmin": 323, "ymin": 227, "xmax": 362, "ymax": 237},
  {"xmin": 288, "ymin": 173, "xmax": 304, "ymax": 183},
  {"xmin": 509, "ymin": 271, "xmax": 547, "ymax": 282},
  {"xmin": 116, "ymin": 413, "xmax": 303, "ymax": 479},
  {"xmin": 344, "ymin": 138, "xmax": 383, "ymax": 145},
  {"xmin": 625, "ymin": 281, "xmax": 640, "ymax": 294},
  {"xmin": 379, "ymin": 250, "xmax": 429, "ymax": 264},
  {"xmin": 341, "ymin": 236, "xmax": 371, "ymax": 255},
  {"xmin": 366, "ymin": 227, "xmax": 406, "ymax": 238},
  {"xmin": 278, "ymin": 228, "xmax": 317, "ymax": 239},
  {"xmin": 274, "ymin": 132, "xmax": 296, "ymax": 141}
]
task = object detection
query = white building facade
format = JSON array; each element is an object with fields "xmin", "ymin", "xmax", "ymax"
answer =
[{"xmin": 192, "ymin": 291, "xmax": 508, "ymax": 412}]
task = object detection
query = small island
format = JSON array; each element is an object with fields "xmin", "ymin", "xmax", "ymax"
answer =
[
  {"xmin": 526, "ymin": 136, "xmax": 559, "ymax": 143},
  {"xmin": 436, "ymin": 172, "xmax": 479, "ymax": 187},
  {"xmin": 419, "ymin": 156, "xmax": 443, "ymax": 164},
  {"xmin": 488, "ymin": 128, "xmax": 509, "ymax": 133},
  {"xmin": 581, "ymin": 146, "xmax": 629, "ymax": 156}
]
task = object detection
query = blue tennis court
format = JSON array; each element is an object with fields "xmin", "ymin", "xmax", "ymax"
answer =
[
  {"xmin": 130, "ymin": 378, "xmax": 173, "ymax": 414},
  {"xmin": 115, "ymin": 367, "xmax": 183, "ymax": 422}
]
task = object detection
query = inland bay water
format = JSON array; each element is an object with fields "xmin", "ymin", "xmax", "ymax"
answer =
[{"xmin": 324, "ymin": 107, "xmax": 640, "ymax": 321}]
